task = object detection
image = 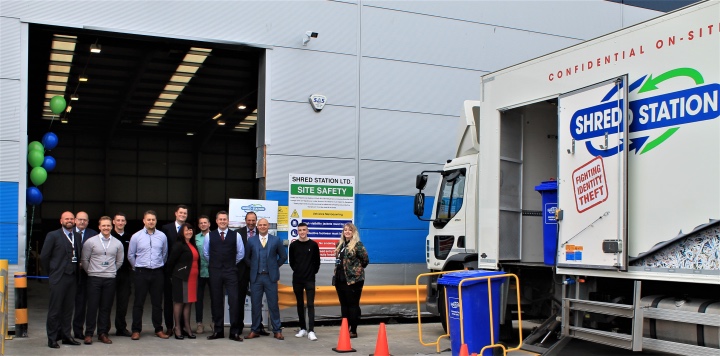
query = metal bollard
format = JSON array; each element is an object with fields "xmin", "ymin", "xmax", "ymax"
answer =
[{"xmin": 14, "ymin": 272, "xmax": 28, "ymax": 337}]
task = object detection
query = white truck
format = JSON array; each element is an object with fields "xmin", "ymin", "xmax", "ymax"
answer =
[{"xmin": 413, "ymin": 1, "xmax": 719, "ymax": 355}]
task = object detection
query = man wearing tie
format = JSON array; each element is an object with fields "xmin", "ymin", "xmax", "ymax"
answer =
[
  {"xmin": 72, "ymin": 211, "xmax": 98, "ymax": 339},
  {"xmin": 244, "ymin": 218, "xmax": 287, "ymax": 340},
  {"xmin": 160, "ymin": 205, "xmax": 188, "ymax": 334},
  {"xmin": 235, "ymin": 211, "xmax": 268, "ymax": 336},
  {"xmin": 40, "ymin": 211, "xmax": 82, "ymax": 348},
  {"xmin": 204, "ymin": 211, "xmax": 245, "ymax": 342}
]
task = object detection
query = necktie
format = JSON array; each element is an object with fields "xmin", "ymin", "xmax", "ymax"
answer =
[
  {"xmin": 220, "ymin": 231, "xmax": 225, "ymax": 241},
  {"xmin": 248, "ymin": 229, "xmax": 254, "ymax": 238},
  {"xmin": 261, "ymin": 236, "xmax": 266, "ymax": 248},
  {"xmin": 177, "ymin": 225, "xmax": 181, "ymax": 233}
]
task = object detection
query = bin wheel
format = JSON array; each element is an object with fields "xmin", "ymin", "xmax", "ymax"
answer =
[{"xmin": 439, "ymin": 287, "xmax": 448, "ymax": 333}]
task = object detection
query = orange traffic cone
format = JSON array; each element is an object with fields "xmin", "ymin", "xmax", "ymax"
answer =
[
  {"xmin": 458, "ymin": 343, "xmax": 470, "ymax": 356},
  {"xmin": 369, "ymin": 322, "xmax": 392, "ymax": 356},
  {"xmin": 332, "ymin": 318, "xmax": 356, "ymax": 353}
]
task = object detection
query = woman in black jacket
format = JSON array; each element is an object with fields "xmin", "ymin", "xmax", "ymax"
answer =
[{"xmin": 165, "ymin": 223, "xmax": 200, "ymax": 339}]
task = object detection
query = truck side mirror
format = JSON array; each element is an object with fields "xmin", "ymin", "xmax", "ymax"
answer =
[
  {"xmin": 413, "ymin": 192, "xmax": 425, "ymax": 216},
  {"xmin": 416, "ymin": 174, "xmax": 428, "ymax": 190}
]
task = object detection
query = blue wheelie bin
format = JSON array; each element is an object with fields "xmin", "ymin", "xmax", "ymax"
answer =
[
  {"xmin": 534, "ymin": 180, "xmax": 558, "ymax": 265},
  {"xmin": 437, "ymin": 270, "xmax": 506, "ymax": 356}
]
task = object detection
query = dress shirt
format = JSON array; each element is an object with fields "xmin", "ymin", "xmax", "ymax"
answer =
[
  {"xmin": 128, "ymin": 228, "xmax": 168, "ymax": 269},
  {"xmin": 203, "ymin": 228, "xmax": 245, "ymax": 264}
]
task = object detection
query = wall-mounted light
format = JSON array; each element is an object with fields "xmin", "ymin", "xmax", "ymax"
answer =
[
  {"xmin": 237, "ymin": 104, "xmax": 247, "ymax": 110},
  {"xmin": 61, "ymin": 118, "xmax": 68, "ymax": 124},
  {"xmin": 217, "ymin": 120, "xmax": 225, "ymax": 126},
  {"xmin": 79, "ymin": 76, "xmax": 88, "ymax": 82},
  {"xmin": 90, "ymin": 43, "xmax": 101, "ymax": 53},
  {"xmin": 70, "ymin": 94, "xmax": 79, "ymax": 101},
  {"xmin": 303, "ymin": 31, "xmax": 319, "ymax": 46},
  {"xmin": 187, "ymin": 132, "xmax": 194, "ymax": 136}
]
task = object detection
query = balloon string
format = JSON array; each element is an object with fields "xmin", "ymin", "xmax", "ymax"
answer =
[
  {"xmin": 48, "ymin": 114, "xmax": 55, "ymax": 130},
  {"xmin": 27, "ymin": 204, "xmax": 35, "ymax": 273}
]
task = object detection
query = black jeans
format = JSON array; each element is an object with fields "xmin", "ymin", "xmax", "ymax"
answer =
[
  {"xmin": 195, "ymin": 276, "xmax": 210, "ymax": 323},
  {"xmin": 114, "ymin": 269, "xmax": 132, "ymax": 332},
  {"xmin": 335, "ymin": 280, "xmax": 364, "ymax": 333},
  {"xmin": 292, "ymin": 281, "xmax": 316, "ymax": 332},
  {"xmin": 132, "ymin": 267, "xmax": 164, "ymax": 333},
  {"xmin": 85, "ymin": 276, "xmax": 116, "ymax": 336}
]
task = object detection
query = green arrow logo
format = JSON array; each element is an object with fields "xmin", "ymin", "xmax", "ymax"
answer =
[{"xmin": 638, "ymin": 67, "xmax": 704, "ymax": 93}]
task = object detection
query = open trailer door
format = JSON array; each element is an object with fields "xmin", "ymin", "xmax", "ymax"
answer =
[{"xmin": 556, "ymin": 76, "xmax": 629, "ymax": 271}]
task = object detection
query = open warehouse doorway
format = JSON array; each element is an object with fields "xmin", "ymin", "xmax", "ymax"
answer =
[{"xmin": 26, "ymin": 25, "xmax": 264, "ymax": 275}]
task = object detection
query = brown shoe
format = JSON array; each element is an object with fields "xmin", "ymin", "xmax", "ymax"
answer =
[
  {"xmin": 245, "ymin": 331, "xmax": 260, "ymax": 339},
  {"xmin": 83, "ymin": 335, "xmax": 93, "ymax": 345},
  {"xmin": 274, "ymin": 332, "xmax": 284, "ymax": 340},
  {"xmin": 98, "ymin": 334, "xmax": 112, "ymax": 344},
  {"xmin": 155, "ymin": 330, "xmax": 170, "ymax": 339},
  {"xmin": 131, "ymin": 332, "xmax": 140, "ymax": 340},
  {"xmin": 196, "ymin": 324, "xmax": 204, "ymax": 334}
]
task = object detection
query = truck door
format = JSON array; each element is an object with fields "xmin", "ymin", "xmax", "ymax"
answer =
[{"xmin": 557, "ymin": 76, "xmax": 628, "ymax": 270}]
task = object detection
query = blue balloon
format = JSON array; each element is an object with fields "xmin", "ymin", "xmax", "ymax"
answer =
[
  {"xmin": 27, "ymin": 187, "xmax": 43, "ymax": 205},
  {"xmin": 42, "ymin": 132, "xmax": 59, "ymax": 150},
  {"xmin": 42, "ymin": 156, "xmax": 56, "ymax": 172}
]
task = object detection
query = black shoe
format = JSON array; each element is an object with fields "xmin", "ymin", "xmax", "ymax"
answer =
[
  {"xmin": 174, "ymin": 333, "xmax": 184, "ymax": 340},
  {"xmin": 48, "ymin": 340, "xmax": 60, "ymax": 349},
  {"xmin": 115, "ymin": 329, "xmax": 132, "ymax": 337},
  {"xmin": 229, "ymin": 334, "xmax": 243, "ymax": 342},
  {"xmin": 183, "ymin": 328, "xmax": 196, "ymax": 339},
  {"xmin": 62, "ymin": 337, "xmax": 81, "ymax": 345},
  {"xmin": 206, "ymin": 332, "xmax": 224, "ymax": 340}
]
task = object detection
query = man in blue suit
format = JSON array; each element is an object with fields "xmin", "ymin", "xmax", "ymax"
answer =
[
  {"xmin": 244, "ymin": 218, "xmax": 287, "ymax": 340},
  {"xmin": 203, "ymin": 211, "xmax": 245, "ymax": 342}
]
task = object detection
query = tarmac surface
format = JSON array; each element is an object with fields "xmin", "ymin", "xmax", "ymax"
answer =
[{"xmin": 5, "ymin": 279, "xmax": 677, "ymax": 356}]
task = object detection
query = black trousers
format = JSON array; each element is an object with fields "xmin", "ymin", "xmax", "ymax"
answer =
[
  {"xmin": 85, "ymin": 276, "xmax": 116, "ymax": 336},
  {"xmin": 114, "ymin": 269, "xmax": 132, "ymax": 332},
  {"xmin": 335, "ymin": 280, "xmax": 364, "ymax": 333},
  {"xmin": 209, "ymin": 267, "xmax": 240, "ymax": 335},
  {"xmin": 163, "ymin": 270, "xmax": 178, "ymax": 330},
  {"xmin": 132, "ymin": 267, "xmax": 164, "ymax": 333},
  {"xmin": 195, "ymin": 276, "xmax": 210, "ymax": 323},
  {"xmin": 236, "ymin": 267, "xmax": 250, "ymax": 332},
  {"xmin": 72, "ymin": 270, "xmax": 88, "ymax": 337},
  {"xmin": 293, "ymin": 281, "xmax": 316, "ymax": 331},
  {"xmin": 47, "ymin": 272, "xmax": 76, "ymax": 341}
]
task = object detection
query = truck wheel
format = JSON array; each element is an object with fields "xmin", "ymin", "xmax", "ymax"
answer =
[{"xmin": 439, "ymin": 287, "xmax": 448, "ymax": 332}]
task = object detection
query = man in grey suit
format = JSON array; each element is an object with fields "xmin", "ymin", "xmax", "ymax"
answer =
[
  {"xmin": 244, "ymin": 218, "xmax": 287, "ymax": 340},
  {"xmin": 40, "ymin": 211, "xmax": 82, "ymax": 348}
]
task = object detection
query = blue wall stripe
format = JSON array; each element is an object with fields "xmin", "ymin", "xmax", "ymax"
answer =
[
  {"xmin": 0, "ymin": 182, "xmax": 19, "ymax": 263},
  {"xmin": 267, "ymin": 190, "xmax": 434, "ymax": 264}
]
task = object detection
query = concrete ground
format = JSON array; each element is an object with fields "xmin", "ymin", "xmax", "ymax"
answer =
[{"xmin": 4, "ymin": 279, "xmax": 678, "ymax": 356}]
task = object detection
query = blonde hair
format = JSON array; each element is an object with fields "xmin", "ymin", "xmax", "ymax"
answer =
[{"xmin": 336, "ymin": 222, "xmax": 360, "ymax": 254}]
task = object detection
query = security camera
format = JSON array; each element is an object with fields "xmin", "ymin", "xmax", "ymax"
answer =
[{"xmin": 303, "ymin": 31, "xmax": 319, "ymax": 46}]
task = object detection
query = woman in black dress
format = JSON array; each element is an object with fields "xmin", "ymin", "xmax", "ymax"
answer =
[{"xmin": 165, "ymin": 223, "xmax": 200, "ymax": 339}]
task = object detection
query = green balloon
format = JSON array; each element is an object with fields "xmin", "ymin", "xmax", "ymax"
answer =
[
  {"xmin": 30, "ymin": 167, "xmax": 48, "ymax": 186},
  {"xmin": 49, "ymin": 96, "xmax": 67, "ymax": 115},
  {"xmin": 28, "ymin": 149, "xmax": 44, "ymax": 168},
  {"xmin": 28, "ymin": 141, "xmax": 44, "ymax": 153}
]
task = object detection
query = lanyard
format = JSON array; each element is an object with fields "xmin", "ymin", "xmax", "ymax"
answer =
[
  {"xmin": 65, "ymin": 231, "xmax": 76, "ymax": 258},
  {"xmin": 99, "ymin": 235, "xmax": 111, "ymax": 255}
]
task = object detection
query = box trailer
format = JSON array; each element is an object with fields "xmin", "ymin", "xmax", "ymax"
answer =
[{"xmin": 413, "ymin": 1, "xmax": 719, "ymax": 355}]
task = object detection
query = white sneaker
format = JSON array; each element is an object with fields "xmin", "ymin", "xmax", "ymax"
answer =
[
  {"xmin": 295, "ymin": 329, "xmax": 307, "ymax": 338},
  {"xmin": 307, "ymin": 331, "xmax": 317, "ymax": 341}
]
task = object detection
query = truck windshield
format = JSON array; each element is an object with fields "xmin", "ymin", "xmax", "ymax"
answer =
[{"xmin": 434, "ymin": 169, "xmax": 466, "ymax": 226}]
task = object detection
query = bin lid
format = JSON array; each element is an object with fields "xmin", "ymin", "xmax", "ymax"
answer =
[
  {"xmin": 437, "ymin": 270, "xmax": 505, "ymax": 287},
  {"xmin": 534, "ymin": 180, "xmax": 558, "ymax": 192}
]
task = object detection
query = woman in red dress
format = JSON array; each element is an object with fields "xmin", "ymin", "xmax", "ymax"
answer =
[{"xmin": 166, "ymin": 223, "xmax": 199, "ymax": 339}]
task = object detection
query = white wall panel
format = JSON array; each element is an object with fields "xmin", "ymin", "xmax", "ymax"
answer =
[
  {"xmin": 265, "ymin": 154, "xmax": 356, "ymax": 191},
  {"xmin": 363, "ymin": 6, "xmax": 581, "ymax": 71},
  {"xmin": 271, "ymin": 47, "xmax": 357, "ymax": 105},
  {"xmin": 0, "ymin": 17, "xmax": 21, "ymax": 79},
  {"xmin": 366, "ymin": 1, "xmax": 661, "ymax": 40},
  {"xmin": 361, "ymin": 57, "xmax": 480, "ymax": 116},
  {"xmin": 358, "ymin": 160, "xmax": 443, "ymax": 196},
  {"xmin": 0, "ymin": 79, "xmax": 20, "ymax": 141},
  {"xmin": 2, "ymin": 1, "xmax": 357, "ymax": 54},
  {"xmin": 359, "ymin": 108, "xmax": 456, "ymax": 163},
  {"xmin": 0, "ymin": 140, "xmax": 20, "ymax": 181},
  {"xmin": 266, "ymin": 100, "xmax": 356, "ymax": 158}
]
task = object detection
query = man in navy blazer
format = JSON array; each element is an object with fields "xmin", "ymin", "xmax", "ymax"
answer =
[
  {"xmin": 203, "ymin": 211, "xmax": 245, "ymax": 342},
  {"xmin": 244, "ymin": 218, "xmax": 287, "ymax": 340},
  {"xmin": 41, "ymin": 211, "xmax": 82, "ymax": 348}
]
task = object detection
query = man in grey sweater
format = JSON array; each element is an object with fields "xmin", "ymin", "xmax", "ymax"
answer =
[{"xmin": 82, "ymin": 216, "xmax": 124, "ymax": 345}]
